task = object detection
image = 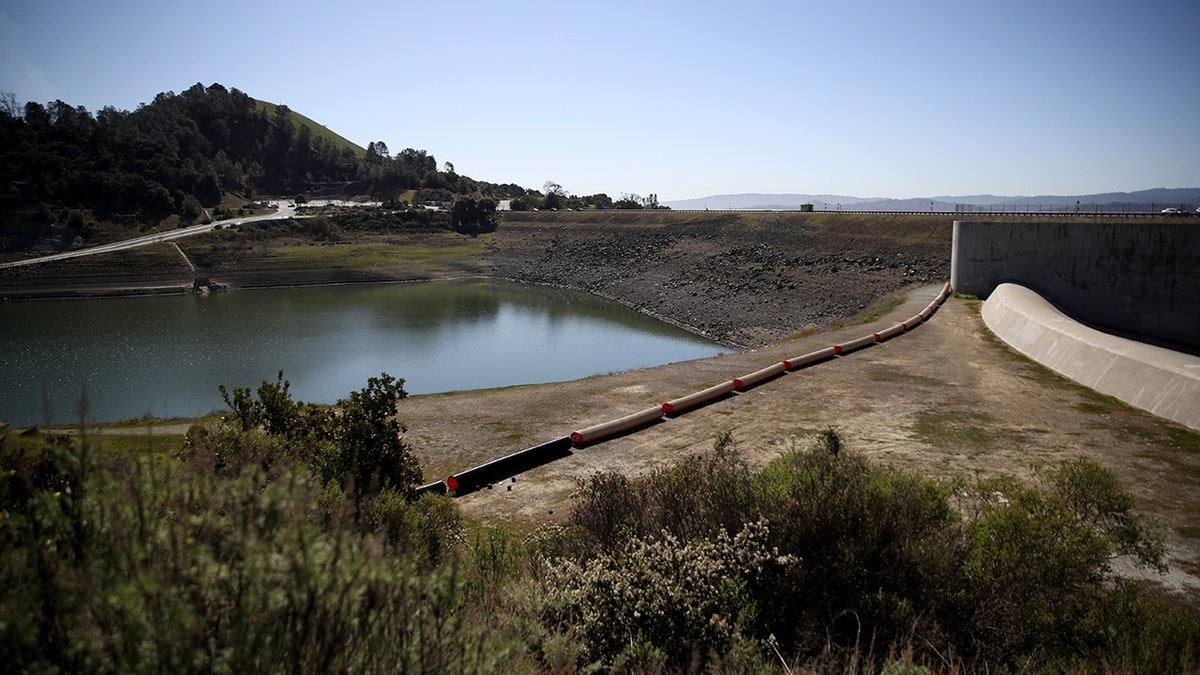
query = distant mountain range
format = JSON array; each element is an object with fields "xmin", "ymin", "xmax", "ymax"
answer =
[{"xmin": 662, "ymin": 188, "xmax": 1200, "ymax": 212}]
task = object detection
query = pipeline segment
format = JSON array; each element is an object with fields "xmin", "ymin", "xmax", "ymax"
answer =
[
  {"xmin": 733, "ymin": 362, "xmax": 787, "ymax": 390},
  {"xmin": 570, "ymin": 406, "xmax": 665, "ymax": 446},
  {"xmin": 873, "ymin": 323, "xmax": 906, "ymax": 341},
  {"xmin": 935, "ymin": 281, "xmax": 951, "ymax": 304},
  {"xmin": 661, "ymin": 380, "xmax": 737, "ymax": 415},
  {"xmin": 415, "ymin": 480, "xmax": 448, "ymax": 496},
  {"xmin": 834, "ymin": 333, "xmax": 877, "ymax": 355},
  {"xmin": 446, "ymin": 435, "xmax": 574, "ymax": 494},
  {"xmin": 783, "ymin": 346, "xmax": 837, "ymax": 370}
]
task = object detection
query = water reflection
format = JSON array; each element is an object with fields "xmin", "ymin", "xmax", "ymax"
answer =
[{"xmin": 0, "ymin": 280, "xmax": 727, "ymax": 425}]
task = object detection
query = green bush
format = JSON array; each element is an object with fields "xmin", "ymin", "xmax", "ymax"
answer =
[
  {"xmin": 368, "ymin": 488, "xmax": 463, "ymax": 565},
  {"xmin": 316, "ymin": 205, "xmax": 452, "ymax": 233},
  {"xmin": 0, "ymin": 425, "xmax": 77, "ymax": 515},
  {"xmin": 555, "ymin": 430, "xmax": 1188, "ymax": 672},
  {"xmin": 568, "ymin": 430, "xmax": 757, "ymax": 554},
  {"xmin": 301, "ymin": 214, "xmax": 341, "ymax": 240},
  {"xmin": 188, "ymin": 372, "xmax": 422, "ymax": 521},
  {"xmin": 542, "ymin": 519, "xmax": 796, "ymax": 668},
  {"xmin": 955, "ymin": 459, "xmax": 1167, "ymax": 663},
  {"xmin": 749, "ymin": 440, "xmax": 964, "ymax": 659},
  {"xmin": 0, "ymin": 433, "xmax": 513, "ymax": 673}
]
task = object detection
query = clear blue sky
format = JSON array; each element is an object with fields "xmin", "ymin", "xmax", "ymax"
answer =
[{"xmin": 3, "ymin": 0, "xmax": 1198, "ymax": 201}]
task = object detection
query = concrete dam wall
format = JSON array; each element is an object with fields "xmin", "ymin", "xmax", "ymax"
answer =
[
  {"xmin": 951, "ymin": 220, "xmax": 1200, "ymax": 351},
  {"xmin": 952, "ymin": 220, "xmax": 1200, "ymax": 430}
]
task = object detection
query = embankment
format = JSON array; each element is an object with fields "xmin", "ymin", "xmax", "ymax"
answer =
[{"xmin": 490, "ymin": 211, "xmax": 951, "ymax": 347}]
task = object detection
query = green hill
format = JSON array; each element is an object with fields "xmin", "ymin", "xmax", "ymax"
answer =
[
  {"xmin": 255, "ymin": 99, "xmax": 367, "ymax": 159},
  {"xmin": 0, "ymin": 82, "xmax": 535, "ymax": 250}
]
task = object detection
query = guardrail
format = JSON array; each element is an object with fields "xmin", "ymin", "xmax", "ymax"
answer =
[{"xmin": 418, "ymin": 281, "xmax": 952, "ymax": 497}]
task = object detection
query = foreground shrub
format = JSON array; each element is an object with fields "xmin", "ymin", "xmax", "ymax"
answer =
[
  {"xmin": 556, "ymin": 431, "xmax": 1190, "ymax": 672},
  {"xmin": 753, "ymin": 442, "xmax": 966, "ymax": 659},
  {"xmin": 957, "ymin": 460, "xmax": 1167, "ymax": 663},
  {"xmin": 568, "ymin": 430, "xmax": 757, "ymax": 554},
  {"xmin": 368, "ymin": 487, "xmax": 464, "ymax": 565},
  {"xmin": 0, "ymin": 424, "xmax": 79, "ymax": 516},
  {"xmin": 542, "ymin": 519, "xmax": 796, "ymax": 668},
  {"xmin": 185, "ymin": 371, "xmax": 423, "ymax": 521},
  {"xmin": 3, "ymin": 417, "xmax": 1195, "ymax": 673},
  {"xmin": 0, "ymin": 435, "xmax": 513, "ymax": 673}
]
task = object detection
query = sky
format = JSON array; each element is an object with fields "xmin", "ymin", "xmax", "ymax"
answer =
[{"xmin": 2, "ymin": 0, "xmax": 1198, "ymax": 202}]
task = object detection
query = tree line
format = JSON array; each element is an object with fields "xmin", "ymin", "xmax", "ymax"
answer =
[
  {"xmin": 0, "ymin": 83, "xmax": 358, "ymax": 225},
  {"xmin": 506, "ymin": 181, "xmax": 668, "ymax": 211},
  {"xmin": 0, "ymin": 83, "xmax": 532, "ymax": 243},
  {"xmin": 0, "ymin": 82, "xmax": 671, "ymax": 254},
  {"xmin": 0, "ymin": 83, "xmax": 665, "ymax": 224}
]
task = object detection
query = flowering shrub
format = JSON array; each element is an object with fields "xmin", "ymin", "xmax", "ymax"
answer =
[{"xmin": 542, "ymin": 519, "xmax": 797, "ymax": 667}]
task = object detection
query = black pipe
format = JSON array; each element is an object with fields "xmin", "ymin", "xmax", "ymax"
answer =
[
  {"xmin": 414, "ymin": 480, "xmax": 448, "ymax": 496},
  {"xmin": 447, "ymin": 436, "xmax": 574, "ymax": 495}
]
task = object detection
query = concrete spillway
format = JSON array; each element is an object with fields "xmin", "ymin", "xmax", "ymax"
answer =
[
  {"xmin": 982, "ymin": 283, "xmax": 1200, "ymax": 431},
  {"xmin": 951, "ymin": 220, "xmax": 1200, "ymax": 351}
]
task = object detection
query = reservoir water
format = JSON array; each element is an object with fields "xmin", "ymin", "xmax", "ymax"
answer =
[{"xmin": 0, "ymin": 279, "xmax": 728, "ymax": 427}]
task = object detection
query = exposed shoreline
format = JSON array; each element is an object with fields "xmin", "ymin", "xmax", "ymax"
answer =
[
  {"xmin": 488, "ymin": 211, "xmax": 952, "ymax": 348},
  {"xmin": 2, "ymin": 211, "xmax": 955, "ymax": 349}
]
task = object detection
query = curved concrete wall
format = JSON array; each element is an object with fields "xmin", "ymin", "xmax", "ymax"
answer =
[
  {"xmin": 952, "ymin": 220, "xmax": 1200, "ymax": 350},
  {"xmin": 982, "ymin": 283, "xmax": 1200, "ymax": 431}
]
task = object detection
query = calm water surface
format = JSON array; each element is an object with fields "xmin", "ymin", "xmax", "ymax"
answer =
[{"xmin": 0, "ymin": 280, "xmax": 728, "ymax": 426}]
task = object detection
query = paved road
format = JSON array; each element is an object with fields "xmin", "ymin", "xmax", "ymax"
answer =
[{"xmin": 0, "ymin": 203, "xmax": 299, "ymax": 270}]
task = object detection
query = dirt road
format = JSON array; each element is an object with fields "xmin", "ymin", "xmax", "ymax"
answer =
[{"xmin": 0, "ymin": 203, "xmax": 298, "ymax": 270}]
